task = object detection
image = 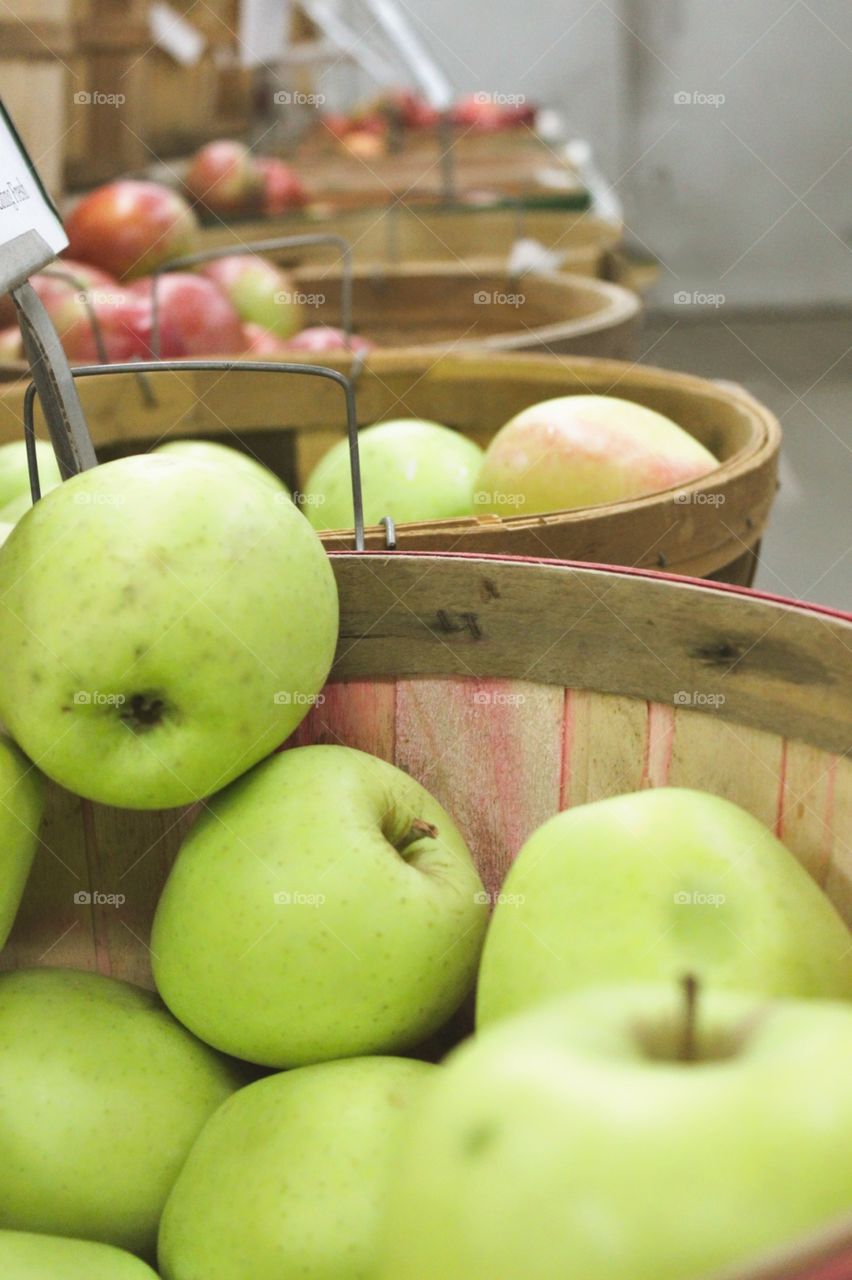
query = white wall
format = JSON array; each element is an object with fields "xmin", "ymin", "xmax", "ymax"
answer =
[{"xmin": 404, "ymin": 0, "xmax": 852, "ymax": 309}]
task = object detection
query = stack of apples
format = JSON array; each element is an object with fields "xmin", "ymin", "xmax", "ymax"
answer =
[
  {"xmin": 0, "ymin": 174, "xmax": 368, "ymax": 366},
  {"xmin": 322, "ymin": 89, "xmax": 537, "ymax": 158},
  {"xmin": 0, "ymin": 432, "xmax": 848, "ymax": 1280}
]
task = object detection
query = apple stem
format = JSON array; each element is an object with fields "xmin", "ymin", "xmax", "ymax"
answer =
[
  {"xmin": 679, "ymin": 973, "xmax": 699, "ymax": 1063},
  {"xmin": 396, "ymin": 818, "xmax": 439, "ymax": 854}
]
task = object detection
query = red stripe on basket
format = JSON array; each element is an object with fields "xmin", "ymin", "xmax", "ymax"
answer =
[
  {"xmin": 642, "ymin": 702, "xmax": 674, "ymax": 789},
  {"xmin": 775, "ymin": 739, "xmax": 789, "ymax": 839},
  {"xmin": 560, "ymin": 687, "xmax": 574, "ymax": 809}
]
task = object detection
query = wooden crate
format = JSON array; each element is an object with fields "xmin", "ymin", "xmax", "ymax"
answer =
[
  {"xmin": 1, "ymin": 551, "xmax": 850, "ymax": 1278},
  {"xmin": 0, "ymin": 352, "xmax": 780, "ymax": 584}
]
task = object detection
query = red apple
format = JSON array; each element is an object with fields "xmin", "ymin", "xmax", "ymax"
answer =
[
  {"xmin": 0, "ymin": 258, "xmax": 116, "ymax": 328},
  {"xmin": 386, "ymin": 89, "xmax": 440, "ymax": 130},
  {"xmin": 452, "ymin": 93, "xmax": 535, "ymax": 132},
  {"xmin": 321, "ymin": 112, "xmax": 352, "ymax": 141},
  {"xmin": 65, "ymin": 181, "xmax": 199, "ymax": 281},
  {"xmin": 257, "ymin": 157, "xmax": 308, "ymax": 215},
  {"xmin": 242, "ymin": 322, "xmax": 290, "ymax": 355},
  {"xmin": 185, "ymin": 141, "xmax": 264, "ymax": 217},
  {"xmin": 57, "ymin": 289, "xmax": 151, "ymax": 364},
  {"xmin": 281, "ymin": 325, "xmax": 374, "ymax": 355},
  {"xmin": 128, "ymin": 273, "xmax": 245, "ymax": 357}
]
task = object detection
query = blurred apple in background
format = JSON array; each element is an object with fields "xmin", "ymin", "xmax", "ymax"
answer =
[
  {"xmin": 0, "ymin": 734, "xmax": 43, "ymax": 949},
  {"xmin": 185, "ymin": 140, "xmax": 264, "ymax": 217},
  {"xmin": 0, "ymin": 327, "xmax": 21, "ymax": 361},
  {"xmin": 159, "ymin": 1057, "xmax": 435, "ymax": 1280},
  {"xmin": 281, "ymin": 324, "xmax": 374, "ymax": 354},
  {"xmin": 48, "ymin": 287, "xmax": 150, "ymax": 364},
  {"xmin": 0, "ymin": 968, "xmax": 240, "ymax": 1256},
  {"xmin": 128, "ymin": 273, "xmax": 245, "ymax": 357},
  {"xmin": 151, "ymin": 744, "xmax": 488, "ymax": 1067},
  {"xmin": 476, "ymin": 788, "xmax": 852, "ymax": 1030},
  {"xmin": 304, "ymin": 418, "xmax": 484, "ymax": 530},
  {"xmin": 199, "ymin": 254, "xmax": 303, "ymax": 338},
  {"xmin": 65, "ymin": 180, "xmax": 199, "ymax": 280},
  {"xmin": 0, "ymin": 1231, "xmax": 159, "ymax": 1279},
  {"xmin": 452, "ymin": 93, "xmax": 536, "ymax": 131},
  {"xmin": 378, "ymin": 984, "xmax": 852, "ymax": 1280},
  {"xmin": 241, "ymin": 321, "xmax": 290, "ymax": 354},
  {"xmin": 256, "ymin": 156, "xmax": 308, "ymax": 214},
  {"xmin": 475, "ymin": 394, "xmax": 719, "ymax": 515}
]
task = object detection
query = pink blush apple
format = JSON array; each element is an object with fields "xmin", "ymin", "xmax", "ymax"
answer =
[
  {"xmin": 281, "ymin": 326, "xmax": 375, "ymax": 355},
  {"xmin": 65, "ymin": 181, "xmax": 199, "ymax": 281},
  {"xmin": 0, "ymin": 327, "xmax": 22, "ymax": 362},
  {"xmin": 200, "ymin": 255, "xmax": 303, "ymax": 338},
  {"xmin": 185, "ymin": 141, "xmax": 264, "ymax": 217},
  {"xmin": 242, "ymin": 322, "xmax": 290, "ymax": 355},
  {"xmin": 257, "ymin": 157, "xmax": 308, "ymax": 214},
  {"xmin": 52, "ymin": 290, "xmax": 151, "ymax": 364},
  {"xmin": 128, "ymin": 274, "xmax": 245, "ymax": 357},
  {"xmin": 475, "ymin": 395, "xmax": 719, "ymax": 515}
]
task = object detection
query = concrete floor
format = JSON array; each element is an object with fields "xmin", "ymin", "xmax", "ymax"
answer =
[{"xmin": 640, "ymin": 311, "xmax": 852, "ymax": 611}]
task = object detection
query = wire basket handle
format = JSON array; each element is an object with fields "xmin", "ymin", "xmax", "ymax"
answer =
[{"xmin": 22, "ymin": 357, "xmax": 366, "ymax": 551}]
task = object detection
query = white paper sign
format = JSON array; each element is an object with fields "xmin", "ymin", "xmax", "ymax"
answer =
[{"xmin": 0, "ymin": 101, "xmax": 67, "ymax": 270}]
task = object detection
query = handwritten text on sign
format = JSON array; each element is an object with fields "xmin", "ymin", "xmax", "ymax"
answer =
[{"xmin": 0, "ymin": 101, "xmax": 67, "ymax": 263}]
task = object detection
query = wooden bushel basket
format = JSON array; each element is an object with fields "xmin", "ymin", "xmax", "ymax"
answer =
[
  {"xmin": 2, "ymin": 552, "xmax": 850, "ymax": 1278},
  {"xmin": 196, "ymin": 206, "xmax": 624, "ymax": 280},
  {"xmin": 290, "ymin": 264, "xmax": 641, "ymax": 358},
  {"xmin": 0, "ymin": 351, "xmax": 781, "ymax": 586}
]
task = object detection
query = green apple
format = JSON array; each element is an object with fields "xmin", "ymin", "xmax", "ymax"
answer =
[
  {"xmin": 200, "ymin": 254, "xmax": 303, "ymax": 338},
  {"xmin": 0, "ymin": 479, "xmax": 60, "ymax": 526},
  {"xmin": 0, "ymin": 967, "xmax": 240, "ymax": 1255},
  {"xmin": 378, "ymin": 984, "xmax": 852, "ymax": 1280},
  {"xmin": 0, "ymin": 734, "xmax": 43, "ymax": 950},
  {"xmin": 159, "ymin": 1055, "xmax": 435, "ymax": 1280},
  {"xmin": 152, "ymin": 744, "xmax": 489, "ymax": 1066},
  {"xmin": 0, "ymin": 453, "xmax": 339, "ymax": 808},
  {"xmin": 474, "ymin": 394, "xmax": 718, "ymax": 515},
  {"xmin": 0, "ymin": 521, "xmax": 14, "ymax": 546},
  {"xmin": 477, "ymin": 788, "xmax": 852, "ymax": 1027},
  {"xmin": 0, "ymin": 1230, "xmax": 159, "ymax": 1279},
  {"xmin": 303, "ymin": 418, "xmax": 484, "ymax": 530},
  {"xmin": 155, "ymin": 438, "xmax": 288, "ymax": 493},
  {"xmin": 0, "ymin": 439, "xmax": 60, "ymax": 509}
]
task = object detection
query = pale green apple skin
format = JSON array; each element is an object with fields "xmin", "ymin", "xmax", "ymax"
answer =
[
  {"xmin": 155, "ymin": 438, "xmax": 289, "ymax": 493},
  {"xmin": 475, "ymin": 394, "xmax": 718, "ymax": 515},
  {"xmin": 0, "ymin": 454, "xmax": 339, "ymax": 808},
  {"xmin": 152, "ymin": 744, "xmax": 489, "ymax": 1066},
  {"xmin": 378, "ymin": 986, "xmax": 852, "ymax": 1280},
  {"xmin": 477, "ymin": 788, "xmax": 852, "ymax": 1027},
  {"xmin": 0, "ymin": 735, "xmax": 43, "ymax": 949},
  {"xmin": 159, "ymin": 1056, "xmax": 434, "ymax": 1280},
  {"xmin": 0, "ymin": 1230, "xmax": 159, "ymax": 1279},
  {"xmin": 304, "ymin": 418, "xmax": 484, "ymax": 530},
  {"xmin": 0, "ymin": 968, "xmax": 241, "ymax": 1256},
  {"xmin": 0, "ymin": 439, "xmax": 61, "ymax": 510}
]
